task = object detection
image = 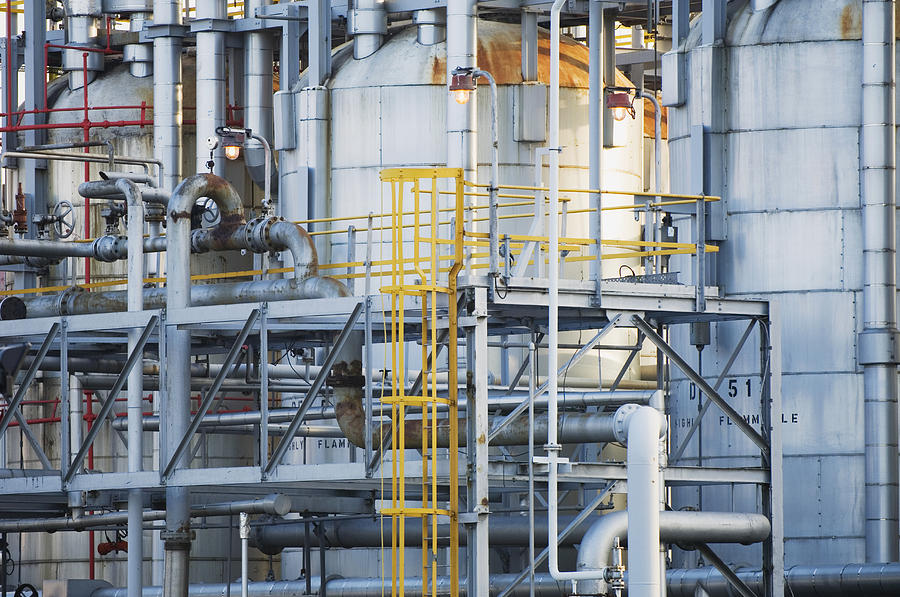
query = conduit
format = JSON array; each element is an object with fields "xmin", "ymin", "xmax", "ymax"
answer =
[
  {"xmin": 575, "ymin": 510, "xmax": 771, "ymax": 595},
  {"xmin": 252, "ymin": 514, "xmax": 594, "ymax": 552},
  {"xmin": 859, "ymin": 0, "xmax": 899, "ymax": 563}
]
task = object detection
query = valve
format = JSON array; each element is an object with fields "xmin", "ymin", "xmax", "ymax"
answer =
[
  {"xmin": 13, "ymin": 183, "xmax": 27, "ymax": 234},
  {"xmin": 52, "ymin": 200, "xmax": 76, "ymax": 239},
  {"xmin": 603, "ymin": 536, "xmax": 626, "ymax": 597},
  {"xmin": 101, "ymin": 201, "xmax": 125, "ymax": 235}
]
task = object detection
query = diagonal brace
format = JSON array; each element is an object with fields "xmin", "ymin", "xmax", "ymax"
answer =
[
  {"xmin": 632, "ymin": 314, "xmax": 770, "ymax": 459},
  {"xmin": 64, "ymin": 316, "xmax": 158, "ymax": 483},
  {"xmin": 0, "ymin": 323, "xmax": 60, "ymax": 440},
  {"xmin": 609, "ymin": 332, "xmax": 645, "ymax": 392},
  {"xmin": 163, "ymin": 309, "xmax": 260, "ymax": 478},
  {"xmin": 488, "ymin": 314, "xmax": 622, "ymax": 442},
  {"xmin": 695, "ymin": 542, "xmax": 759, "ymax": 597},
  {"xmin": 266, "ymin": 301, "xmax": 363, "ymax": 476},
  {"xmin": 670, "ymin": 319, "xmax": 757, "ymax": 463}
]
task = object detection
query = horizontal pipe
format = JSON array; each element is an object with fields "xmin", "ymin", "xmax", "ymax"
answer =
[
  {"xmin": 18, "ymin": 276, "xmax": 351, "ymax": 319},
  {"xmin": 87, "ymin": 564, "xmax": 900, "ymax": 597},
  {"xmin": 0, "ymin": 493, "xmax": 290, "ymax": 533},
  {"xmin": 92, "ymin": 574, "xmax": 572, "ymax": 597},
  {"xmin": 252, "ymin": 514, "xmax": 592, "ymax": 553}
]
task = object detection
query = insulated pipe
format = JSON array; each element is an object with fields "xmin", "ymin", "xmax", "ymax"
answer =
[
  {"xmin": 252, "ymin": 514, "xmax": 594, "ymax": 552},
  {"xmin": 195, "ymin": 0, "xmax": 226, "ymax": 175},
  {"xmin": 91, "ymin": 574, "xmax": 572, "ymax": 597},
  {"xmin": 153, "ymin": 0, "xmax": 183, "ymax": 193},
  {"xmin": 860, "ymin": 0, "xmax": 899, "ymax": 563},
  {"xmin": 19, "ymin": 275, "xmax": 351, "ymax": 318},
  {"xmin": 334, "ymin": 384, "xmax": 629, "ymax": 448},
  {"xmin": 446, "ymin": 0, "xmax": 477, "ymax": 181},
  {"xmin": 164, "ymin": 175, "xmax": 232, "ymax": 597},
  {"xmin": 243, "ymin": 0, "xmax": 279, "ymax": 194},
  {"xmin": 0, "ymin": 494, "xmax": 290, "ymax": 533},
  {"xmin": 111, "ymin": 390, "xmax": 655, "ymax": 431},
  {"xmin": 121, "ymin": 178, "xmax": 145, "ymax": 597},
  {"xmin": 575, "ymin": 510, "xmax": 771, "ymax": 595}
]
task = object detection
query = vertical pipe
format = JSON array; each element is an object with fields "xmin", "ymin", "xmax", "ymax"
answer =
[
  {"xmin": 125, "ymin": 179, "xmax": 145, "ymax": 597},
  {"xmin": 476, "ymin": 71, "xmax": 500, "ymax": 280},
  {"xmin": 153, "ymin": 0, "xmax": 183, "ymax": 192},
  {"xmin": 195, "ymin": 0, "xmax": 226, "ymax": 175},
  {"xmin": 861, "ymin": 0, "xmax": 899, "ymax": 563},
  {"xmin": 589, "ymin": 2, "xmax": 604, "ymax": 287},
  {"xmin": 527, "ymin": 340, "xmax": 536, "ymax": 597},
  {"xmin": 244, "ymin": 0, "xmax": 277, "ymax": 195},
  {"xmin": 239, "ymin": 513, "xmax": 250, "ymax": 597},
  {"xmin": 625, "ymin": 407, "xmax": 662, "ymax": 597},
  {"xmin": 446, "ymin": 0, "xmax": 477, "ymax": 180},
  {"xmin": 521, "ymin": 10, "xmax": 537, "ymax": 81},
  {"xmin": 637, "ymin": 90, "xmax": 662, "ymax": 274}
]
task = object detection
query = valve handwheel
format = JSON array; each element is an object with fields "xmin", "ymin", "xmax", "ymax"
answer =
[
  {"xmin": 201, "ymin": 197, "xmax": 220, "ymax": 225},
  {"xmin": 52, "ymin": 200, "xmax": 75, "ymax": 239},
  {"xmin": 13, "ymin": 584, "xmax": 36, "ymax": 597}
]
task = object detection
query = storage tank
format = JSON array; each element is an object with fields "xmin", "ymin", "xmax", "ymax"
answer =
[{"xmin": 666, "ymin": 0, "xmax": 886, "ymax": 567}]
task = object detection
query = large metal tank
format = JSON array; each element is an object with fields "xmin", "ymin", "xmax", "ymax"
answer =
[{"xmin": 667, "ymin": 0, "xmax": 881, "ymax": 567}]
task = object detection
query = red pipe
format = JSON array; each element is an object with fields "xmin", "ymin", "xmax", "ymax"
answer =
[
  {"xmin": 6, "ymin": 0, "xmax": 12, "ymax": 145},
  {"xmin": 85, "ymin": 390, "xmax": 95, "ymax": 579},
  {"xmin": 82, "ymin": 53, "xmax": 91, "ymax": 286}
]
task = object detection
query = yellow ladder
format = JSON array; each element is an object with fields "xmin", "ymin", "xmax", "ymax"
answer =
[{"xmin": 380, "ymin": 168, "xmax": 463, "ymax": 597}]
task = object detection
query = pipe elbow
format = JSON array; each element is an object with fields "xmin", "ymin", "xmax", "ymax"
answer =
[
  {"xmin": 268, "ymin": 221, "xmax": 318, "ymax": 279},
  {"xmin": 168, "ymin": 173, "xmax": 244, "ymax": 224}
]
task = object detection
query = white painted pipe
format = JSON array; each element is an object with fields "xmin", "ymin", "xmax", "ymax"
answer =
[
  {"xmin": 623, "ymin": 406, "xmax": 662, "ymax": 597},
  {"xmin": 240, "ymin": 512, "xmax": 250, "ymax": 597},
  {"xmin": 195, "ymin": 0, "xmax": 226, "ymax": 175},
  {"xmin": 123, "ymin": 177, "xmax": 145, "ymax": 597}
]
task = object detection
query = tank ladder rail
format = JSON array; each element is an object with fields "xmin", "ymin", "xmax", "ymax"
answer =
[{"xmin": 380, "ymin": 168, "xmax": 463, "ymax": 597}]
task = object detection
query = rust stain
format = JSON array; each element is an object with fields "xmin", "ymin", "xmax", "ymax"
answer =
[
  {"xmin": 841, "ymin": 3, "xmax": 862, "ymax": 40},
  {"xmin": 477, "ymin": 432, "xmax": 486, "ymax": 444},
  {"xmin": 430, "ymin": 54, "xmax": 446, "ymax": 85}
]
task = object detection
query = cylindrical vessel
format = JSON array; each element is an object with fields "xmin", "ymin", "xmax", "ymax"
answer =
[{"xmin": 666, "ymin": 0, "xmax": 893, "ymax": 567}]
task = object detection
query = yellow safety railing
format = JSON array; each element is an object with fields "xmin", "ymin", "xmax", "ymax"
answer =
[{"xmin": 379, "ymin": 168, "xmax": 461, "ymax": 597}]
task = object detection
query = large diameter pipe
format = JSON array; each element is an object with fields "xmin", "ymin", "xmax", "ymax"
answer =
[
  {"xmin": 252, "ymin": 515, "xmax": 593, "ymax": 553},
  {"xmin": 446, "ymin": 0, "xmax": 476, "ymax": 180},
  {"xmin": 92, "ymin": 574, "xmax": 572, "ymax": 597},
  {"xmin": 19, "ymin": 275, "xmax": 350, "ymax": 319},
  {"xmin": 576, "ymin": 510, "xmax": 771, "ymax": 595},
  {"xmin": 0, "ymin": 494, "xmax": 290, "ymax": 533},
  {"xmin": 243, "ymin": 0, "xmax": 278, "ymax": 194},
  {"xmin": 195, "ymin": 0, "xmax": 226, "ymax": 175},
  {"xmin": 860, "ymin": 0, "xmax": 899, "ymax": 563},
  {"xmin": 153, "ymin": 0, "xmax": 183, "ymax": 193}
]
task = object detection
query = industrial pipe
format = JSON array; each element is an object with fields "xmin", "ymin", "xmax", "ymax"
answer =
[
  {"xmin": 575, "ymin": 510, "xmax": 771, "ymax": 595},
  {"xmin": 860, "ymin": 0, "xmax": 899, "ymax": 563},
  {"xmin": 636, "ymin": 89, "xmax": 663, "ymax": 274},
  {"xmin": 122, "ymin": 177, "xmax": 145, "ymax": 597},
  {"xmin": 195, "ymin": 0, "xmax": 226, "ymax": 175},
  {"xmin": 153, "ymin": 0, "xmax": 183, "ymax": 193},
  {"xmin": 92, "ymin": 574, "xmax": 572, "ymax": 597},
  {"xmin": 18, "ymin": 275, "xmax": 351, "ymax": 319},
  {"xmin": 240, "ymin": 513, "xmax": 250, "ymax": 597},
  {"xmin": 62, "ymin": 0, "xmax": 103, "ymax": 89},
  {"xmin": 0, "ymin": 494, "xmax": 290, "ymax": 533},
  {"xmin": 252, "ymin": 514, "xmax": 594, "ymax": 553},
  {"xmin": 350, "ymin": 0, "xmax": 388, "ymax": 58},
  {"xmin": 243, "ymin": 0, "xmax": 279, "ymax": 194}
]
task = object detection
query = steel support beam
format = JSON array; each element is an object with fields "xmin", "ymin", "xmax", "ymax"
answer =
[
  {"xmin": 265, "ymin": 301, "xmax": 363, "ymax": 475},
  {"xmin": 761, "ymin": 310, "xmax": 784, "ymax": 597},
  {"xmin": 163, "ymin": 309, "xmax": 260, "ymax": 478},
  {"xmin": 632, "ymin": 314, "xmax": 770, "ymax": 458},
  {"xmin": 695, "ymin": 543, "xmax": 759, "ymax": 597},
  {"xmin": 65, "ymin": 316, "xmax": 159, "ymax": 484},
  {"xmin": 489, "ymin": 314, "xmax": 621, "ymax": 441}
]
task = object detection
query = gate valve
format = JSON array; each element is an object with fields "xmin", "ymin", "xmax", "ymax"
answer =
[{"xmin": 101, "ymin": 201, "xmax": 126, "ymax": 235}]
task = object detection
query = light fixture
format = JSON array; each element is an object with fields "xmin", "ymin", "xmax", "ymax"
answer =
[
  {"xmin": 449, "ymin": 68, "xmax": 477, "ymax": 105},
  {"xmin": 606, "ymin": 91, "xmax": 636, "ymax": 121},
  {"xmin": 216, "ymin": 126, "xmax": 249, "ymax": 161}
]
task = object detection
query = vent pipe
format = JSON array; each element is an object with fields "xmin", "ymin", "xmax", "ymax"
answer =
[{"xmin": 860, "ymin": 0, "xmax": 899, "ymax": 563}]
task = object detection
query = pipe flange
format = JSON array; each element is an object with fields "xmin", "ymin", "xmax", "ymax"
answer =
[
  {"xmin": 612, "ymin": 403, "xmax": 640, "ymax": 444},
  {"xmin": 160, "ymin": 529, "xmax": 193, "ymax": 550},
  {"xmin": 56, "ymin": 286, "xmax": 85, "ymax": 317},
  {"xmin": 246, "ymin": 216, "xmax": 280, "ymax": 254},
  {"xmin": 92, "ymin": 235, "xmax": 127, "ymax": 262},
  {"xmin": 145, "ymin": 205, "xmax": 166, "ymax": 223}
]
